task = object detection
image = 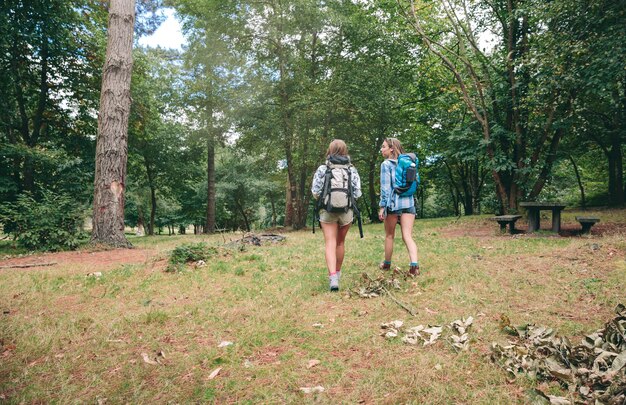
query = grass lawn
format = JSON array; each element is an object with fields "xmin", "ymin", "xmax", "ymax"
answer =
[{"xmin": 1, "ymin": 209, "xmax": 625, "ymax": 403}]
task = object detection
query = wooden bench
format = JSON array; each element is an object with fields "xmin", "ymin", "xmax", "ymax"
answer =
[
  {"xmin": 575, "ymin": 216, "xmax": 600, "ymax": 234},
  {"xmin": 490, "ymin": 215, "xmax": 523, "ymax": 234}
]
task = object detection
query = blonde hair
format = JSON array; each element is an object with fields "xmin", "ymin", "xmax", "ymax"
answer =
[
  {"xmin": 384, "ymin": 137, "xmax": 404, "ymax": 159},
  {"xmin": 326, "ymin": 139, "xmax": 348, "ymax": 157}
]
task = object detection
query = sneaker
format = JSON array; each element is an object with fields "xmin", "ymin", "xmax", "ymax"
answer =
[
  {"xmin": 329, "ymin": 274, "xmax": 339, "ymax": 291},
  {"xmin": 379, "ymin": 261, "xmax": 391, "ymax": 271},
  {"xmin": 408, "ymin": 265, "xmax": 420, "ymax": 277}
]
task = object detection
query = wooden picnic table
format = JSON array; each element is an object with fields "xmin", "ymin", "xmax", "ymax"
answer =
[{"xmin": 519, "ymin": 202, "xmax": 566, "ymax": 233}]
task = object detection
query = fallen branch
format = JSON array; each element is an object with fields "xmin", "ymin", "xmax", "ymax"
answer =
[
  {"xmin": 381, "ymin": 284, "xmax": 418, "ymax": 317},
  {"xmin": 0, "ymin": 262, "xmax": 57, "ymax": 269},
  {"xmin": 361, "ymin": 273, "xmax": 417, "ymax": 317}
]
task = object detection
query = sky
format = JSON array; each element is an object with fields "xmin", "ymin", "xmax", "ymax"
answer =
[{"xmin": 138, "ymin": 8, "xmax": 186, "ymax": 50}]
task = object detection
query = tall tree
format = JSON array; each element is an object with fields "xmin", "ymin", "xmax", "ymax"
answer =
[
  {"xmin": 397, "ymin": 0, "xmax": 573, "ymax": 212},
  {"xmin": 91, "ymin": 0, "xmax": 136, "ymax": 247},
  {"xmin": 545, "ymin": 0, "xmax": 625, "ymax": 206},
  {"xmin": 0, "ymin": 0, "xmax": 107, "ymax": 203},
  {"xmin": 172, "ymin": 0, "xmax": 243, "ymax": 233}
]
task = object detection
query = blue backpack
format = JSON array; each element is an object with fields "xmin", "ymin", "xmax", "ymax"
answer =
[{"xmin": 394, "ymin": 153, "xmax": 419, "ymax": 196}]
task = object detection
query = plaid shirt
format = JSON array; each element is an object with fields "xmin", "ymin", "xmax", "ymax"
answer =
[
  {"xmin": 379, "ymin": 159, "xmax": 415, "ymax": 211},
  {"xmin": 311, "ymin": 163, "xmax": 362, "ymax": 200}
]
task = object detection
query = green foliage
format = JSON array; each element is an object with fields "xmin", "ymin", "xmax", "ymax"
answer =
[
  {"xmin": 167, "ymin": 242, "xmax": 217, "ymax": 272},
  {"xmin": 0, "ymin": 190, "xmax": 87, "ymax": 251}
]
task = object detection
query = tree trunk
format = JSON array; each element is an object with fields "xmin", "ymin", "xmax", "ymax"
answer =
[
  {"xmin": 528, "ymin": 127, "xmax": 565, "ymax": 200},
  {"xmin": 607, "ymin": 129, "xmax": 624, "ymax": 206},
  {"xmin": 270, "ymin": 197, "xmax": 277, "ymax": 228},
  {"xmin": 569, "ymin": 155, "xmax": 586, "ymax": 210},
  {"xmin": 90, "ymin": 0, "xmax": 135, "ymax": 248},
  {"xmin": 136, "ymin": 204, "xmax": 145, "ymax": 236},
  {"xmin": 368, "ymin": 144, "xmax": 380, "ymax": 223},
  {"xmin": 149, "ymin": 185, "xmax": 156, "ymax": 235},
  {"xmin": 205, "ymin": 133, "xmax": 216, "ymax": 233},
  {"xmin": 235, "ymin": 199, "xmax": 250, "ymax": 232}
]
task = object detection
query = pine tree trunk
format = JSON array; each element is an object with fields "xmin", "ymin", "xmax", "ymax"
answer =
[
  {"xmin": 205, "ymin": 134, "xmax": 216, "ymax": 233},
  {"xmin": 90, "ymin": 0, "xmax": 135, "ymax": 248}
]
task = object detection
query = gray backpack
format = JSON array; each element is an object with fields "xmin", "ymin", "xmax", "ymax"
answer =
[
  {"xmin": 312, "ymin": 154, "xmax": 363, "ymax": 238},
  {"xmin": 321, "ymin": 161, "xmax": 353, "ymax": 213}
]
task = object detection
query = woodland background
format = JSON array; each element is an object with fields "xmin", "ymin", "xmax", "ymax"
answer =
[{"xmin": 1, "ymin": 0, "xmax": 624, "ymax": 248}]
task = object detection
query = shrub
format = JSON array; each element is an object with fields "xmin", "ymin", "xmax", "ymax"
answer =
[
  {"xmin": 0, "ymin": 191, "xmax": 87, "ymax": 251},
  {"xmin": 167, "ymin": 242, "xmax": 217, "ymax": 272}
]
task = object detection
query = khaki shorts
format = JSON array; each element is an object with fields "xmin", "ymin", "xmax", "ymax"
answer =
[{"xmin": 319, "ymin": 209, "xmax": 354, "ymax": 227}]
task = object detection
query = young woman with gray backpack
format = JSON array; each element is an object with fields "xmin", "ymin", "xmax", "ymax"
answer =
[
  {"xmin": 378, "ymin": 137, "xmax": 421, "ymax": 277},
  {"xmin": 311, "ymin": 139, "xmax": 362, "ymax": 292}
]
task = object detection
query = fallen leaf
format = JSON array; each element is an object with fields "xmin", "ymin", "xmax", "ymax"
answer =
[
  {"xmin": 385, "ymin": 329, "xmax": 398, "ymax": 339},
  {"xmin": 546, "ymin": 395, "xmax": 571, "ymax": 405},
  {"xmin": 141, "ymin": 353, "xmax": 158, "ymax": 365},
  {"xmin": 208, "ymin": 367, "xmax": 222, "ymax": 380},
  {"xmin": 381, "ymin": 320, "xmax": 403, "ymax": 329},
  {"xmin": 307, "ymin": 359, "xmax": 321, "ymax": 369},
  {"xmin": 299, "ymin": 386, "xmax": 324, "ymax": 394},
  {"xmin": 156, "ymin": 351, "xmax": 166, "ymax": 363}
]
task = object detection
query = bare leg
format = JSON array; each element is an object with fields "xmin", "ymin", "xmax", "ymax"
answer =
[
  {"xmin": 384, "ymin": 214, "xmax": 398, "ymax": 262},
  {"xmin": 320, "ymin": 222, "xmax": 339, "ymax": 275},
  {"xmin": 399, "ymin": 213, "xmax": 418, "ymax": 263},
  {"xmin": 336, "ymin": 223, "xmax": 351, "ymax": 272}
]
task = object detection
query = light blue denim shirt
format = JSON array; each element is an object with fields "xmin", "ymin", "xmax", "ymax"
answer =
[{"xmin": 379, "ymin": 159, "xmax": 415, "ymax": 211}]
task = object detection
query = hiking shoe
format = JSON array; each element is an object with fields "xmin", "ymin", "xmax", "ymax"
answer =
[
  {"xmin": 408, "ymin": 265, "xmax": 420, "ymax": 277},
  {"xmin": 379, "ymin": 261, "xmax": 391, "ymax": 271},
  {"xmin": 329, "ymin": 274, "xmax": 339, "ymax": 291}
]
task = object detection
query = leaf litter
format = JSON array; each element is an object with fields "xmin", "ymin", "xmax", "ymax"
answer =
[
  {"xmin": 491, "ymin": 303, "xmax": 626, "ymax": 404},
  {"xmin": 380, "ymin": 316, "xmax": 474, "ymax": 351},
  {"xmin": 352, "ymin": 272, "xmax": 417, "ymax": 316}
]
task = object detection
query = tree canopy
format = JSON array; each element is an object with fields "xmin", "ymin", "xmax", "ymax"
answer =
[{"xmin": 0, "ymin": 0, "xmax": 624, "ymax": 247}]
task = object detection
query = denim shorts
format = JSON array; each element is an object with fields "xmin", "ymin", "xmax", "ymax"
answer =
[
  {"xmin": 387, "ymin": 206, "xmax": 416, "ymax": 216},
  {"xmin": 319, "ymin": 209, "xmax": 354, "ymax": 226}
]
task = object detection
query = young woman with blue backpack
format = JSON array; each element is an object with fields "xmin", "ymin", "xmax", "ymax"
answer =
[{"xmin": 378, "ymin": 138, "xmax": 420, "ymax": 276}]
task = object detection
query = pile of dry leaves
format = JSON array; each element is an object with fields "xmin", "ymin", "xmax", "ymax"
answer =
[
  {"xmin": 380, "ymin": 316, "xmax": 474, "ymax": 352},
  {"xmin": 491, "ymin": 304, "xmax": 626, "ymax": 404}
]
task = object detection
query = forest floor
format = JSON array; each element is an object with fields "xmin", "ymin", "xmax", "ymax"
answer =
[{"xmin": 1, "ymin": 208, "xmax": 625, "ymax": 403}]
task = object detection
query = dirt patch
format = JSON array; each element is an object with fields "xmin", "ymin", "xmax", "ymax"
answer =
[
  {"xmin": 249, "ymin": 345, "xmax": 287, "ymax": 365},
  {"xmin": 0, "ymin": 248, "xmax": 156, "ymax": 274}
]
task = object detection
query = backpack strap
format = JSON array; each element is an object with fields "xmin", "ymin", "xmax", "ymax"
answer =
[
  {"xmin": 312, "ymin": 165, "xmax": 331, "ymax": 234},
  {"xmin": 385, "ymin": 160, "xmax": 397, "ymax": 209},
  {"xmin": 347, "ymin": 166, "xmax": 363, "ymax": 238},
  {"xmin": 317, "ymin": 165, "xmax": 332, "ymax": 213}
]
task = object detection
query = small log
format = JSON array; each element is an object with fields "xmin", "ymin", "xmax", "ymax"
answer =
[{"xmin": 0, "ymin": 262, "xmax": 57, "ymax": 269}]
